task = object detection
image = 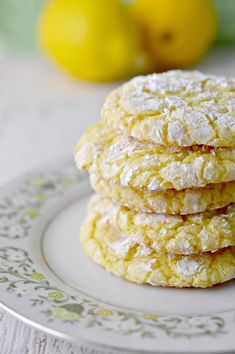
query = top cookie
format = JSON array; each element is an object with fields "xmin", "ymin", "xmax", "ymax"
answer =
[{"xmin": 102, "ymin": 70, "xmax": 235, "ymax": 147}]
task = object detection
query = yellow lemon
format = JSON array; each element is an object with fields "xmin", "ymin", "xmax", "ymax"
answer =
[
  {"xmin": 38, "ymin": 0, "xmax": 148, "ymax": 82},
  {"xmin": 131, "ymin": 0, "xmax": 217, "ymax": 69}
]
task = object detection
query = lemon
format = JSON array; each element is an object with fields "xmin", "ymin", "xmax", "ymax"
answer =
[
  {"xmin": 38, "ymin": 0, "xmax": 147, "ymax": 82},
  {"xmin": 131, "ymin": 0, "xmax": 217, "ymax": 69}
]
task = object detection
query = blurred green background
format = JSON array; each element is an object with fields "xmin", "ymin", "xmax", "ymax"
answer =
[
  {"xmin": 0, "ymin": 0, "xmax": 44, "ymax": 52},
  {"xmin": 214, "ymin": 0, "xmax": 235, "ymax": 43},
  {"xmin": 0, "ymin": 0, "xmax": 234, "ymax": 53}
]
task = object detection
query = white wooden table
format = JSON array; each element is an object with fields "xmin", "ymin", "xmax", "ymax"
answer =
[{"xmin": 0, "ymin": 46, "xmax": 235, "ymax": 353}]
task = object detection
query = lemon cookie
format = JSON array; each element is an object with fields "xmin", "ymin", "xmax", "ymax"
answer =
[
  {"xmin": 80, "ymin": 208, "xmax": 235, "ymax": 288},
  {"xmin": 89, "ymin": 195, "xmax": 235, "ymax": 255},
  {"xmin": 90, "ymin": 173, "xmax": 235, "ymax": 214},
  {"xmin": 102, "ymin": 70, "xmax": 235, "ymax": 147},
  {"xmin": 75, "ymin": 123, "xmax": 235, "ymax": 191}
]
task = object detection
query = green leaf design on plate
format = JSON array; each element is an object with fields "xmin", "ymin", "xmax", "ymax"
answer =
[{"xmin": 0, "ymin": 160, "xmax": 230, "ymax": 340}]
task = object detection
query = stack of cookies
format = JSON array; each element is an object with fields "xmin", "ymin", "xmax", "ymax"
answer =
[{"xmin": 75, "ymin": 70, "xmax": 235, "ymax": 288}]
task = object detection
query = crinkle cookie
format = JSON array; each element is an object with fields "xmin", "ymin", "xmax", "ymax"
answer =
[
  {"xmin": 89, "ymin": 195, "xmax": 235, "ymax": 255},
  {"xmin": 90, "ymin": 173, "xmax": 235, "ymax": 215},
  {"xmin": 75, "ymin": 123, "xmax": 235, "ymax": 191},
  {"xmin": 102, "ymin": 70, "xmax": 235, "ymax": 147},
  {"xmin": 80, "ymin": 207, "xmax": 235, "ymax": 288}
]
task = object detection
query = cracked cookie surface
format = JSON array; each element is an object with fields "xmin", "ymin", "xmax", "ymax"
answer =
[
  {"xmin": 88, "ymin": 195, "xmax": 235, "ymax": 255},
  {"xmin": 75, "ymin": 123, "xmax": 235, "ymax": 191},
  {"xmin": 102, "ymin": 70, "xmax": 235, "ymax": 147},
  {"xmin": 80, "ymin": 204, "xmax": 235, "ymax": 288},
  {"xmin": 90, "ymin": 173, "xmax": 235, "ymax": 214}
]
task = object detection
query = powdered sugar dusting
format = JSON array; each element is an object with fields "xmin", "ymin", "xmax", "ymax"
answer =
[
  {"xmin": 121, "ymin": 92, "xmax": 163, "ymax": 114},
  {"xmin": 176, "ymin": 257, "xmax": 204, "ymax": 277},
  {"xmin": 108, "ymin": 235, "xmax": 139, "ymax": 258},
  {"xmin": 102, "ymin": 70, "xmax": 235, "ymax": 147},
  {"xmin": 134, "ymin": 212, "xmax": 179, "ymax": 226}
]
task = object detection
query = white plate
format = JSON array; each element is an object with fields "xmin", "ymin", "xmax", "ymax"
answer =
[{"xmin": 0, "ymin": 158, "xmax": 234, "ymax": 354}]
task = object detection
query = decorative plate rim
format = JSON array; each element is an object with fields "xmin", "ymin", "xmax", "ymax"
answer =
[
  {"xmin": 0, "ymin": 300, "xmax": 234, "ymax": 354},
  {"xmin": 0, "ymin": 157, "xmax": 234, "ymax": 354}
]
